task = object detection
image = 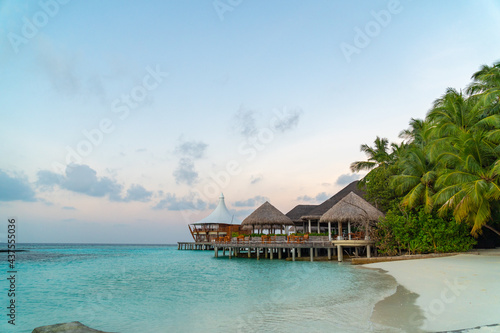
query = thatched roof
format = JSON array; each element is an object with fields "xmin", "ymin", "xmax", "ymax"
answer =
[
  {"xmin": 242, "ymin": 201, "xmax": 294, "ymax": 226},
  {"xmin": 301, "ymin": 181, "xmax": 365, "ymax": 220},
  {"xmin": 286, "ymin": 205, "xmax": 317, "ymax": 222},
  {"xmin": 319, "ymin": 192, "xmax": 384, "ymax": 225}
]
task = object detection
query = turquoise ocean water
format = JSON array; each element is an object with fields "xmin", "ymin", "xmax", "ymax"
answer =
[{"xmin": 1, "ymin": 244, "xmax": 400, "ymax": 333}]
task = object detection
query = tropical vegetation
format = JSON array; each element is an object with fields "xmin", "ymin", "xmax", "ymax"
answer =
[{"xmin": 351, "ymin": 61, "xmax": 500, "ymax": 254}]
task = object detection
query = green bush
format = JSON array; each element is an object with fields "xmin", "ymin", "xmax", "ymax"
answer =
[
  {"xmin": 308, "ymin": 232, "xmax": 328, "ymax": 236},
  {"xmin": 373, "ymin": 207, "xmax": 476, "ymax": 255}
]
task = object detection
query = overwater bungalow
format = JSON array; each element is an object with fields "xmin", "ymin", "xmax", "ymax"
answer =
[
  {"xmin": 286, "ymin": 181, "xmax": 366, "ymax": 236},
  {"xmin": 240, "ymin": 201, "xmax": 294, "ymax": 234},
  {"xmin": 179, "ymin": 181, "xmax": 385, "ymax": 262},
  {"xmin": 187, "ymin": 193, "xmax": 242, "ymax": 244}
]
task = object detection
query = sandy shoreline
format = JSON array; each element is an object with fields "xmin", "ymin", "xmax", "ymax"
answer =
[{"xmin": 364, "ymin": 251, "xmax": 500, "ymax": 332}]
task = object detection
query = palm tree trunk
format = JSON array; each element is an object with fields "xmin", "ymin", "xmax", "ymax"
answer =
[{"xmin": 484, "ymin": 224, "xmax": 500, "ymax": 237}]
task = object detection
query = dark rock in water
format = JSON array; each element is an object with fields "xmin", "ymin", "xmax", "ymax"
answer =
[{"xmin": 32, "ymin": 321, "xmax": 114, "ymax": 333}]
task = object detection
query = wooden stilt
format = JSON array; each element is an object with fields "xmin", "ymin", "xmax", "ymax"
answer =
[
  {"xmin": 292, "ymin": 248, "xmax": 295, "ymax": 261},
  {"xmin": 310, "ymin": 248, "xmax": 314, "ymax": 262},
  {"xmin": 327, "ymin": 248, "xmax": 331, "ymax": 260},
  {"xmin": 337, "ymin": 245, "xmax": 343, "ymax": 262},
  {"xmin": 257, "ymin": 248, "xmax": 260, "ymax": 260}
]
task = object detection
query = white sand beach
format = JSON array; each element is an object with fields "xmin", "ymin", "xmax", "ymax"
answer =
[{"xmin": 365, "ymin": 251, "xmax": 500, "ymax": 332}]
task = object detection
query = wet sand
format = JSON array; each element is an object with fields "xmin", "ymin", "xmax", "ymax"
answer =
[{"xmin": 365, "ymin": 252, "xmax": 500, "ymax": 332}]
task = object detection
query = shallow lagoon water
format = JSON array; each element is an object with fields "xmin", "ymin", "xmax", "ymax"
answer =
[{"xmin": 1, "ymin": 244, "xmax": 400, "ymax": 333}]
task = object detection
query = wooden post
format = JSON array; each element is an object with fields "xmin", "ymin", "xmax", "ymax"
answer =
[
  {"xmin": 317, "ymin": 220, "xmax": 320, "ymax": 233},
  {"xmin": 367, "ymin": 245, "xmax": 371, "ymax": 258},
  {"xmin": 257, "ymin": 248, "xmax": 260, "ymax": 260},
  {"xmin": 308, "ymin": 220, "xmax": 312, "ymax": 233},
  {"xmin": 248, "ymin": 247, "xmax": 251, "ymax": 258},
  {"xmin": 348, "ymin": 222, "xmax": 351, "ymax": 240},
  {"xmin": 223, "ymin": 248, "xmax": 226, "ymax": 256},
  {"xmin": 215, "ymin": 247, "xmax": 218, "ymax": 258},
  {"xmin": 310, "ymin": 248, "xmax": 314, "ymax": 262},
  {"xmin": 355, "ymin": 247, "xmax": 359, "ymax": 257},
  {"xmin": 297, "ymin": 248, "xmax": 301, "ymax": 258},
  {"xmin": 338, "ymin": 221, "xmax": 343, "ymax": 239},
  {"xmin": 229, "ymin": 247, "xmax": 232, "ymax": 259},
  {"xmin": 292, "ymin": 248, "xmax": 295, "ymax": 261},
  {"xmin": 278, "ymin": 248, "xmax": 282, "ymax": 259},
  {"xmin": 337, "ymin": 245, "xmax": 343, "ymax": 262},
  {"xmin": 328, "ymin": 222, "xmax": 331, "ymax": 241},
  {"xmin": 327, "ymin": 248, "xmax": 331, "ymax": 260},
  {"xmin": 270, "ymin": 248, "xmax": 274, "ymax": 260},
  {"xmin": 314, "ymin": 248, "xmax": 318, "ymax": 257}
]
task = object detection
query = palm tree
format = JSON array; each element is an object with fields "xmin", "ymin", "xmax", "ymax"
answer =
[
  {"xmin": 433, "ymin": 129, "xmax": 500, "ymax": 236},
  {"xmin": 350, "ymin": 136, "xmax": 394, "ymax": 173},
  {"xmin": 392, "ymin": 143, "xmax": 436, "ymax": 213},
  {"xmin": 426, "ymin": 88, "xmax": 500, "ymax": 163},
  {"xmin": 467, "ymin": 61, "xmax": 500, "ymax": 115},
  {"xmin": 399, "ymin": 118, "xmax": 428, "ymax": 146}
]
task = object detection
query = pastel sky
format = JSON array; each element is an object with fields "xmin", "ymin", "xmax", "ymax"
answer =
[{"xmin": 1, "ymin": 0, "xmax": 499, "ymax": 244}]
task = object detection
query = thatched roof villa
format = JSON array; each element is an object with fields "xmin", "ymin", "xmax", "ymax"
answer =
[
  {"xmin": 179, "ymin": 181, "xmax": 384, "ymax": 262},
  {"xmin": 241, "ymin": 201, "xmax": 294, "ymax": 234},
  {"xmin": 285, "ymin": 180, "xmax": 380, "ymax": 240}
]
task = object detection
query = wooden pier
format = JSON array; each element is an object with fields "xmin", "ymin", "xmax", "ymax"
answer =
[
  {"xmin": 178, "ymin": 238, "xmax": 375, "ymax": 262},
  {"xmin": 177, "ymin": 242, "xmax": 214, "ymax": 250}
]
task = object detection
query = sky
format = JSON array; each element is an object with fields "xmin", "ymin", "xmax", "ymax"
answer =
[{"xmin": 1, "ymin": 0, "xmax": 500, "ymax": 244}]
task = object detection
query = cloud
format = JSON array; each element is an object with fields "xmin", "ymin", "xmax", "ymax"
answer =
[
  {"xmin": 234, "ymin": 195, "xmax": 269, "ymax": 207},
  {"xmin": 154, "ymin": 192, "xmax": 207, "ymax": 211},
  {"xmin": 175, "ymin": 140, "xmax": 208, "ymax": 159},
  {"xmin": 36, "ymin": 35, "xmax": 80, "ymax": 95},
  {"xmin": 135, "ymin": 148, "xmax": 147, "ymax": 153},
  {"xmin": 273, "ymin": 109, "xmax": 301, "ymax": 133},
  {"xmin": 336, "ymin": 173, "xmax": 361, "ymax": 186},
  {"xmin": 233, "ymin": 107, "xmax": 257, "ymax": 138},
  {"xmin": 0, "ymin": 170, "xmax": 36, "ymax": 202},
  {"xmin": 297, "ymin": 192, "xmax": 330, "ymax": 203},
  {"xmin": 36, "ymin": 164, "xmax": 152, "ymax": 202},
  {"xmin": 173, "ymin": 158, "xmax": 198, "ymax": 186},
  {"xmin": 233, "ymin": 208, "xmax": 255, "ymax": 220},
  {"xmin": 172, "ymin": 139, "xmax": 208, "ymax": 186},
  {"xmin": 62, "ymin": 206, "xmax": 76, "ymax": 210},
  {"xmin": 250, "ymin": 175, "xmax": 263, "ymax": 185},
  {"xmin": 124, "ymin": 184, "xmax": 153, "ymax": 202}
]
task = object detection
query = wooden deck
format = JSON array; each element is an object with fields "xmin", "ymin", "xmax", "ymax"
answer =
[{"xmin": 179, "ymin": 239, "xmax": 376, "ymax": 262}]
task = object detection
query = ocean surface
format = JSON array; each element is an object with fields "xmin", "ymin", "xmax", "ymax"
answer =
[{"xmin": 0, "ymin": 244, "xmax": 401, "ymax": 333}]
